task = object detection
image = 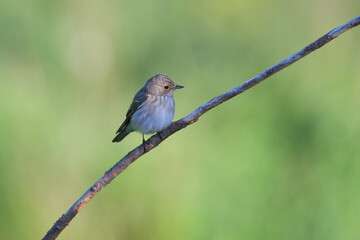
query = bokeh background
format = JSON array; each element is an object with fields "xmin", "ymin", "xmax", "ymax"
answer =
[{"xmin": 1, "ymin": 0, "xmax": 360, "ymax": 239}]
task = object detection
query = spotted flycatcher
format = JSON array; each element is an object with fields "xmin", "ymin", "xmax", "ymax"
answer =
[{"xmin": 112, "ymin": 74, "xmax": 184, "ymax": 149}]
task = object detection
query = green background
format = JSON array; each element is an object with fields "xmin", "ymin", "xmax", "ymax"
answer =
[{"xmin": 1, "ymin": 0, "xmax": 360, "ymax": 239}]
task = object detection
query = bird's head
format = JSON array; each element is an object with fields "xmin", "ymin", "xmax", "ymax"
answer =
[{"xmin": 146, "ymin": 73, "xmax": 184, "ymax": 96}]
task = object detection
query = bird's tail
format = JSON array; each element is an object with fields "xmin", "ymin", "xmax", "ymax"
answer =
[{"xmin": 112, "ymin": 130, "xmax": 130, "ymax": 143}]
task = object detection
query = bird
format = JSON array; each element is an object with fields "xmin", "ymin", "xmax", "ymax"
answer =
[{"xmin": 112, "ymin": 73, "xmax": 184, "ymax": 150}]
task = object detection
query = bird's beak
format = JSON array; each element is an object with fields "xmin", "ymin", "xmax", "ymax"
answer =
[{"xmin": 175, "ymin": 85, "xmax": 184, "ymax": 89}]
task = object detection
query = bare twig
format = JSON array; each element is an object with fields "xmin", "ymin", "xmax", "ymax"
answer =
[{"xmin": 43, "ymin": 15, "xmax": 360, "ymax": 240}]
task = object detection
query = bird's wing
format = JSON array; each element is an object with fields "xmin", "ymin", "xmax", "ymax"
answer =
[{"xmin": 116, "ymin": 88, "xmax": 147, "ymax": 134}]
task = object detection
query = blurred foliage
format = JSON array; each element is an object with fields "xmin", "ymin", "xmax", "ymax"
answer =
[{"xmin": 1, "ymin": 0, "xmax": 360, "ymax": 239}]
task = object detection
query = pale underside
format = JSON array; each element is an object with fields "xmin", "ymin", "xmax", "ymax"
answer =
[{"xmin": 130, "ymin": 95, "xmax": 175, "ymax": 134}]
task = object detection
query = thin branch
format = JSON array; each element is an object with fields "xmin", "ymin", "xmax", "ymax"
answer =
[{"xmin": 43, "ymin": 15, "xmax": 360, "ymax": 240}]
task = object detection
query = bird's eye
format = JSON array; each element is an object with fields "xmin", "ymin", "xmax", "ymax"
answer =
[{"xmin": 164, "ymin": 86, "xmax": 169, "ymax": 89}]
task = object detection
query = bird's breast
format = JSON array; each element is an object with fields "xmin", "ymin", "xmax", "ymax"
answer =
[{"xmin": 131, "ymin": 96, "xmax": 175, "ymax": 134}]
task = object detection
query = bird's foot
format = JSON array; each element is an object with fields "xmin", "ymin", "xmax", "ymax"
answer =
[
  {"xmin": 143, "ymin": 134, "xmax": 146, "ymax": 153},
  {"xmin": 143, "ymin": 143, "xmax": 147, "ymax": 153}
]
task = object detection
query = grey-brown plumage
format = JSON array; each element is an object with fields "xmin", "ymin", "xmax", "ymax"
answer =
[{"xmin": 112, "ymin": 74, "xmax": 184, "ymax": 144}]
